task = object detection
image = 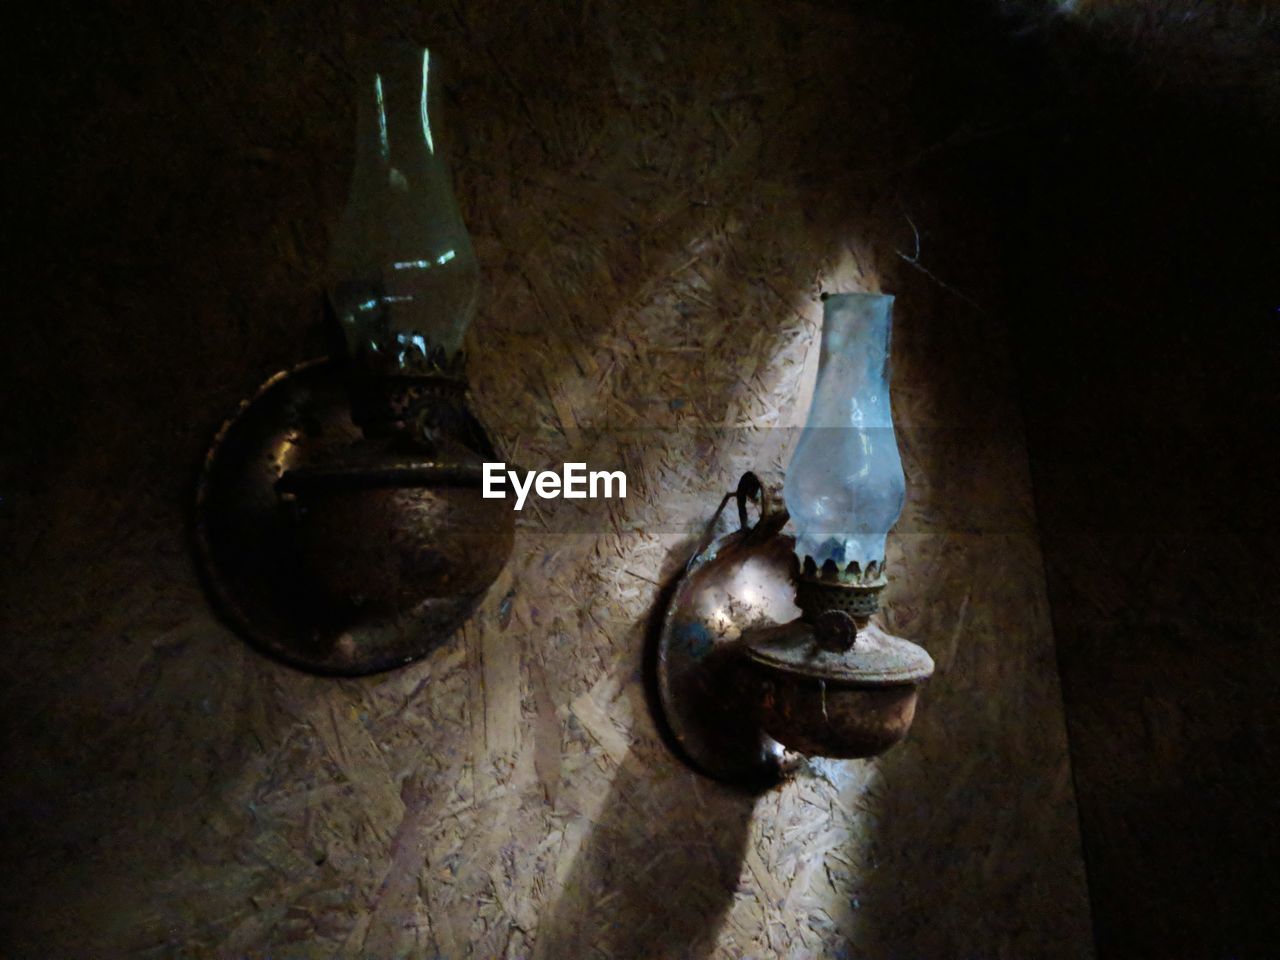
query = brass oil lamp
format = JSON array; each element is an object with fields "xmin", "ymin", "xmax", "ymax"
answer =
[
  {"xmin": 195, "ymin": 42, "xmax": 513, "ymax": 674},
  {"xmin": 654, "ymin": 293, "xmax": 933, "ymax": 785}
]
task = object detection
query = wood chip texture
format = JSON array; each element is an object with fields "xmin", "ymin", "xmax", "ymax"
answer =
[{"xmin": 2, "ymin": 1, "xmax": 1093, "ymax": 958}]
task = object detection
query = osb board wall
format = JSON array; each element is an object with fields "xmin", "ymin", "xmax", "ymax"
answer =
[{"xmin": 1, "ymin": 2, "xmax": 1091, "ymax": 957}]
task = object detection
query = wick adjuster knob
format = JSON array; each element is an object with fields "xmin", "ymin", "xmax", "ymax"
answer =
[{"xmin": 814, "ymin": 609, "xmax": 858, "ymax": 652}]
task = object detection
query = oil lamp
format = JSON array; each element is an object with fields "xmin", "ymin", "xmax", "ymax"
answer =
[
  {"xmin": 328, "ymin": 40, "xmax": 479, "ymax": 434},
  {"xmin": 654, "ymin": 293, "xmax": 933, "ymax": 784},
  {"xmin": 194, "ymin": 42, "xmax": 513, "ymax": 675}
]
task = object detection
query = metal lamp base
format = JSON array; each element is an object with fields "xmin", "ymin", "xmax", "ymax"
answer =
[
  {"xmin": 652, "ymin": 473, "xmax": 797, "ymax": 787},
  {"xmin": 194, "ymin": 358, "xmax": 514, "ymax": 675}
]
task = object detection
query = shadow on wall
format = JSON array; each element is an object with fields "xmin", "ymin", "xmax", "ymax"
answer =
[
  {"xmin": 535, "ymin": 748, "xmax": 757, "ymax": 960},
  {"xmin": 529, "ymin": 528, "xmax": 762, "ymax": 960}
]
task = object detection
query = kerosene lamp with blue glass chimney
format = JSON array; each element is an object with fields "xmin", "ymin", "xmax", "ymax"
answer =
[{"xmin": 654, "ymin": 292, "xmax": 934, "ymax": 785}]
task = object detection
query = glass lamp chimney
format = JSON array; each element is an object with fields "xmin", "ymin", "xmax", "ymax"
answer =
[
  {"xmin": 328, "ymin": 42, "xmax": 479, "ymax": 375},
  {"xmin": 784, "ymin": 293, "xmax": 905, "ymax": 581}
]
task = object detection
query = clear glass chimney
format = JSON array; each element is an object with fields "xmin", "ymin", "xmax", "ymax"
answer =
[{"xmin": 328, "ymin": 41, "xmax": 479, "ymax": 376}]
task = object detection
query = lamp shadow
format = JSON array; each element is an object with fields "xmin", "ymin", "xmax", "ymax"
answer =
[
  {"xmin": 533, "ymin": 529, "xmax": 762, "ymax": 960},
  {"xmin": 534, "ymin": 747, "xmax": 757, "ymax": 960}
]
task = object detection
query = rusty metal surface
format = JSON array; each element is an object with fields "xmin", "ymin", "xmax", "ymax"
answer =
[
  {"xmin": 795, "ymin": 574, "xmax": 886, "ymax": 621},
  {"xmin": 745, "ymin": 615, "xmax": 932, "ymax": 759},
  {"xmin": 194, "ymin": 358, "xmax": 514, "ymax": 675},
  {"xmin": 754, "ymin": 669, "xmax": 921, "ymax": 760},
  {"xmin": 745, "ymin": 617, "xmax": 934, "ymax": 686}
]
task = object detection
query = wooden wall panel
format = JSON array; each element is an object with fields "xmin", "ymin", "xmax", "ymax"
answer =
[{"xmin": 1, "ymin": 2, "xmax": 1092, "ymax": 956}]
